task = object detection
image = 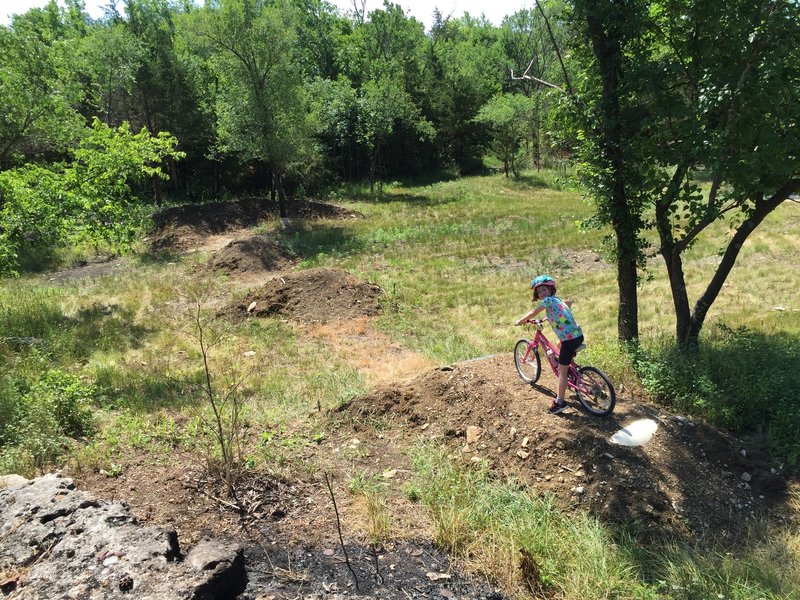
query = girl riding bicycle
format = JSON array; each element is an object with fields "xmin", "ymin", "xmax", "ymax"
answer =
[{"xmin": 515, "ymin": 275, "xmax": 584, "ymax": 414}]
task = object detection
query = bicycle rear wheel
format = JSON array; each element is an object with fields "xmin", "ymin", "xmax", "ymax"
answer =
[
  {"xmin": 574, "ymin": 366, "xmax": 616, "ymax": 416},
  {"xmin": 514, "ymin": 339, "xmax": 541, "ymax": 384}
]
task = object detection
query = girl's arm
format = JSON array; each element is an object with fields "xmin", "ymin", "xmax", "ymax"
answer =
[{"xmin": 515, "ymin": 304, "xmax": 545, "ymax": 325}]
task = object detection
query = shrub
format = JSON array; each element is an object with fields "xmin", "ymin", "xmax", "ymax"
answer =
[
  {"xmin": 0, "ymin": 368, "xmax": 96, "ymax": 476},
  {"xmin": 631, "ymin": 325, "xmax": 800, "ymax": 463}
]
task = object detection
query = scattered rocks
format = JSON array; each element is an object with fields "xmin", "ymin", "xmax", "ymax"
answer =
[{"xmin": 338, "ymin": 354, "xmax": 789, "ymax": 541}]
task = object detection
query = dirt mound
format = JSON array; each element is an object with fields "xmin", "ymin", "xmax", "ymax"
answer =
[
  {"xmin": 205, "ymin": 235, "xmax": 297, "ymax": 276},
  {"xmin": 226, "ymin": 268, "xmax": 382, "ymax": 324},
  {"xmin": 147, "ymin": 199, "xmax": 362, "ymax": 251},
  {"xmin": 338, "ymin": 354, "xmax": 790, "ymax": 542}
]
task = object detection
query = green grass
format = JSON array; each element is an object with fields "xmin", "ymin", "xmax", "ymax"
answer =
[{"xmin": 410, "ymin": 443, "xmax": 800, "ymax": 600}]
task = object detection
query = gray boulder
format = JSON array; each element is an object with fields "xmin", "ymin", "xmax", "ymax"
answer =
[{"xmin": 0, "ymin": 474, "xmax": 246, "ymax": 599}]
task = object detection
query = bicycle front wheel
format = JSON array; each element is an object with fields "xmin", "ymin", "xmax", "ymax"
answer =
[
  {"xmin": 574, "ymin": 366, "xmax": 616, "ymax": 416},
  {"xmin": 514, "ymin": 339, "xmax": 541, "ymax": 384}
]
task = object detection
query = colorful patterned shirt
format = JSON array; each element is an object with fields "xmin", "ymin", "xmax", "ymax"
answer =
[{"xmin": 541, "ymin": 296, "xmax": 583, "ymax": 341}]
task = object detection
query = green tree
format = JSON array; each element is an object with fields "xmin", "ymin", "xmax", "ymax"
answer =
[
  {"xmin": 0, "ymin": 119, "xmax": 183, "ymax": 275},
  {"xmin": 355, "ymin": 78, "xmax": 434, "ymax": 192},
  {"xmin": 645, "ymin": 0, "xmax": 800, "ymax": 347},
  {"xmin": 0, "ymin": 2, "xmax": 85, "ymax": 167},
  {"xmin": 474, "ymin": 92, "xmax": 536, "ymax": 177},
  {"xmin": 502, "ymin": 5, "xmax": 566, "ymax": 168},
  {"xmin": 185, "ymin": 0, "xmax": 316, "ymax": 216},
  {"xmin": 564, "ymin": 0, "xmax": 800, "ymax": 346},
  {"xmin": 77, "ymin": 21, "xmax": 146, "ymax": 126},
  {"xmin": 309, "ymin": 76, "xmax": 358, "ymax": 179},
  {"xmin": 421, "ymin": 16, "xmax": 505, "ymax": 173}
]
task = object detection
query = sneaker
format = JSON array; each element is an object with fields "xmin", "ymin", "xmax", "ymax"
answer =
[{"xmin": 547, "ymin": 399, "xmax": 568, "ymax": 415}]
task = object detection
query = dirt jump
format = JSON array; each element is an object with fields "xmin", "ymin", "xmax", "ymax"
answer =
[
  {"xmin": 225, "ymin": 267, "xmax": 383, "ymax": 324},
  {"xmin": 337, "ymin": 354, "xmax": 790, "ymax": 543}
]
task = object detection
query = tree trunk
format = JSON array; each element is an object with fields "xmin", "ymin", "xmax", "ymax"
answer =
[
  {"xmin": 683, "ymin": 182, "xmax": 798, "ymax": 346},
  {"xmin": 586, "ymin": 6, "xmax": 639, "ymax": 341},
  {"xmin": 276, "ymin": 170, "xmax": 288, "ymax": 219}
]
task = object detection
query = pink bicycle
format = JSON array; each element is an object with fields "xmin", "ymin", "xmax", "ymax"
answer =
[{"xmin": 514, "ymin": 319, "xmax": 616, "ymax": 416}]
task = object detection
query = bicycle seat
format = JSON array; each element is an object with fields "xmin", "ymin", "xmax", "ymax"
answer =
[{"xmin": 575, "ymin": 343, "xmax": 587, "ymax": 353}]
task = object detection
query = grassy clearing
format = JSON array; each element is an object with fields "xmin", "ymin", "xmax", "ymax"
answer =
[{"xmin": 1, "ymin": 169, "xmax": 799, "ymax": 597}]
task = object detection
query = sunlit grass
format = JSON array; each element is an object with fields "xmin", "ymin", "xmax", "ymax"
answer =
[{"xmin": 410, "ymin": 442, "xmax": 800, "ymax": 600}]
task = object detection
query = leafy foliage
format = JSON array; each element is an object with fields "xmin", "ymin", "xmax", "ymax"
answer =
[
  {"xmin": 473, "ymin": 92, "xmax": 537, "ymax": 177},
  {"xmin": 0, "ymin": 119, "xmax": 183, "ymax": 275},
  {"xmin": 0, "ymin": 366, "xmax": 97, "ymax": 477},
  {"xmin": 631, "ymin": 325, "xmax": 800, "ymax": 463}
]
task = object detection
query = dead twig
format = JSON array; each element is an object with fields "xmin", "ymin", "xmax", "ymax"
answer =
[{"xmin": 324, "ymin": 472, "xmax": 360, "ymax": 591}]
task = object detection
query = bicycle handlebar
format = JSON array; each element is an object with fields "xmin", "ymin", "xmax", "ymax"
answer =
[{"xmin": 518, "ymin": 318, "xmax": 546, "ymax": 330}]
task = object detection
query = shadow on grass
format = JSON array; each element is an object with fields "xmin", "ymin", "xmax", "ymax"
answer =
[
  {"xmin": 274, "ymin": 222, "xmax": 368, "ymax": 260},
  {"xmin": 60, "ymin": 303, "xmax": 152, "ymax": 361},
  {"xmin": 0, "ymin": 292, "xmax": 150, "ymax": 364},
  {"xmin": 632, "ymin": 325, "xmax": 800, "ymax": 464},
  {"xmin": 93, "ymin": 365, "xmax": 203, "ymax": 412},
  {"xmin": 509, "ymin": 173, "xmax": 558, "ymax": 189}
]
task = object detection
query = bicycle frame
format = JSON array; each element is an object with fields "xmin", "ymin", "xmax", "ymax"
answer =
[{"xmin": 524, "ymin": 320, "xmax": 583, "ymax": 393}]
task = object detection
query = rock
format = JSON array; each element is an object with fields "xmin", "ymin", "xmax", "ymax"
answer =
[
  {"xmin": 0, "ymin": 474, "xmax": 247, "ymax": 599},
  {"xmin": 0, "ymin": 474, "xmax": 29, "ymax": 490},
  {"xmin": 741, "ymin": 472, "xmax": 752, "ymax": 482},
  {"xmin": 466, "ymin": 426, "xmax": 481, "ymax": 444}
]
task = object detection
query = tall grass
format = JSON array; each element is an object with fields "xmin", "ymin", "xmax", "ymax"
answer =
[{"xmin": 410, "ymin": 443, "xmax": 799, "ymax": 600}]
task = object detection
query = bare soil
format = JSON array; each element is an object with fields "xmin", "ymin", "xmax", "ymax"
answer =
[
  {"xmin": 203, "ymin": 235, "xmax": 298, "ymax": 276},
  {"xmin": 53, "ymin": 198, "xmax": 796, "ymax": 599},
  {"xmin": 224, "ymin": 267, "xmax": 383, "ymax": 324},
  {"xmin": 146, "ymin": 198, "xmax": 362, "ymax": 252}
]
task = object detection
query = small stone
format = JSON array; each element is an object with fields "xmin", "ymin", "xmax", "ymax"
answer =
[
  {"xmin": 247, "ymin": 301, "xmax": 257, "ymax": 313},
  {"xmin": 572, "ymin": 486, "xmax": 585, "ymax": 495},
  {"xmin": 521, "ymin": 437, "xmax": 529, "ymax": 448},
  {"xmin": 243, "ymin": 351, "xmax": 256, "ymax": 358},
  {"xmin": 516, "ymin": 450, "xmax": 530, "ymax": 460},
  {"xmin": 741, "ymin": 472, "xmax": 752, "ymax": 482},
  {"xmin": 466, "ymin": 426, "xmax": 481, "ymax": 445}
]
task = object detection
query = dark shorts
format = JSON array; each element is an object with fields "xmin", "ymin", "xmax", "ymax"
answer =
[{"xmin": 558, "ymin": 335, "xmax": 585, "ymax": 366}]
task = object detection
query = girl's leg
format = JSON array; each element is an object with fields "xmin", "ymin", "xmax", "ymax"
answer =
[{"xmin": 557, "ymin": 363, "xmax": 569, "ymax": 401}]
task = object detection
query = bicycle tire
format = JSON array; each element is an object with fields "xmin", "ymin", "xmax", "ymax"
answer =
[
  {"xmin": 514, "ymin": 339, "xmax": 541, "ymax": 384},
  {"xmin": 574, "ymin": 366, "xmax": 616, "ymax": 416}
]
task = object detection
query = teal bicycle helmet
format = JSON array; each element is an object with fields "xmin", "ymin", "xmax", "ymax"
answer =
[{"xmin": 531, "ymin": 275, "xmax": 556, "ymax": 295}]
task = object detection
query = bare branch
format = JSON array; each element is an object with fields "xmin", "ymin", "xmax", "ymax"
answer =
[
  {"xmin": 533, "ymin": 0, "xmax": 575, "ymax": 98},
  {"xmin": 511, "ymin": 59, "xmax": 566, "ymax": 92}
]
